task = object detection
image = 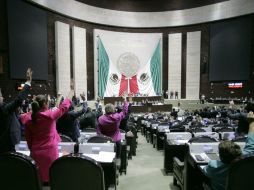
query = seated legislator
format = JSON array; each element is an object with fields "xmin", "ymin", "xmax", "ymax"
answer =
[
  {"xmin": 20, "ymin": 88, "xmax": 74, "ymax": 183},
  {"xmin": 96, "ymin": 97, "xmax": 129, "ymax": 158},
  {"xmin": 202, "ymin": 112, "xmax": 254, "ymax": 190},
  {"xmin": 0, "ymin": 68, "xmax": 32, "ymax": 153}
]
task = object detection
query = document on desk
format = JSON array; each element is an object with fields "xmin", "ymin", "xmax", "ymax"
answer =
[
  {"xmin": 191, "ymin": 152, "xmax": 220, "ymax": 164},
  {"xmin": 191, "ymin": 153, "xmax": 209, "ymax": 163},
  {"xmin": 17, "ymin": 150, "xmax": 30, "ymax": 156},
  {"xmin": 206, "ymin": 153, "xmax": 220, "ymax": 161},
  {"xmin": 83, "ymin": 151, "xmax": 116, "ymax": 163},
  {"xmin": 18, "ymin": 150, "xmax": 67, "ymax": 158},
  {"xmin": 174, "ymin": 139, "xmax": 189, "ymax": 144}
]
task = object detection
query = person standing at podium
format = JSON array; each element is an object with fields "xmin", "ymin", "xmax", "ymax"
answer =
[
  {"xmin": 97, "ymin": 96, "xmax": 129, "ymax": 158},
  {"xmin": 175, "ymin": 91, "xmax": 179, "ymax": 99}
]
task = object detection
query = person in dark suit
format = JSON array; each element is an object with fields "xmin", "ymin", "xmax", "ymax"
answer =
[
  {"xmin": 96, "ymin": 105, "xmax": 103, "ymax": 119},
  {"xmin": 170, "ymin": 90, "xmax": 174, "ymax": 99},
  {"xmin": 170, "ymin": 108, "xmax": 178, "ymax": 120},
  {"xmin": 175, "ymin": 91, "xmax": 179, "ymax": 99},
  {"xmin": 56, "ymin": 104, "xmax": 87, "ymax": 142},
  {"xmin": 118, "ymin": 102, "xmax": 132, "ymax": 132},
  {"xmin": 95, "ymin": 97, "xmax": 101, "ymax": 111},
  {"xmin": 227, "ymin": 102, "xmax": 254, "ymax": 135},
  {"xmin": 80, "ymin": 93, "xmax": 88, "ymax": 107},
  {"xmin": 79, "ymin": 107, "xmax": 97, "ymax": 130},
  {"xmin": 0, "ymin": 68, "xmax": 32, "ymax": 153}
]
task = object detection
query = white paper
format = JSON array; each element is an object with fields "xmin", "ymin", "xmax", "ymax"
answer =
[
  {"xmin": 17, "ymin": 151, "xmax": 30, "ymax": 156},
  {"xmin": 83, "ymin": 151, "xmax": 116, "ymax": 163}
]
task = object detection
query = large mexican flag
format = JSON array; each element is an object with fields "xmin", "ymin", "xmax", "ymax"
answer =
[{"xmin": 98, "ymin": 38, "xmax": 161, "ymax": 97}]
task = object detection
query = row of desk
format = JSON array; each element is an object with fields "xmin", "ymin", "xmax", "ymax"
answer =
[
  {"xmin": 103, "ymin": 96, "xmax": 172, "ymax": 113},
  {"xmin": 131, "ymin": 104, "xmax": 172, "ymax": 113},
  {"xmin": 16, "ymin": 128, "xmax": 139, "ymax": 190},
  {"xmin": 162, "ymin": 132, "xmax": 245, "ymax": 190},
  {"xmin": 207, "ymin": 98, "xmax": 244, "ymax": 104},
  {"xmin": 16, "ymin": 141, "xmax": 117, "ymax": 190},
  {"xmin": 184, "ymin": 141, "xmax": 245, "ymax": 190},
  {"xmin": 138, "ymin": 115, "xmax": 247, "ymax": 190},
  {"xmin": 157, "ymin": 130, "xmax": 238, "ymax": 173},
  {"xmin": 104, "ymin": 96, "xmax": 163, "ymax": 105}
]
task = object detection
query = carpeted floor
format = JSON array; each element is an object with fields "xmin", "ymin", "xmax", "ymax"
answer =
[{"xmin": 118, "ymin": 134, "xmax": 180, "ymax": 190}]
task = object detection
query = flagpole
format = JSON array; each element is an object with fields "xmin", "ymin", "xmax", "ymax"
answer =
[{"xmin": 97, "ymin": 35, "xmax": 100, "ymax": 98}]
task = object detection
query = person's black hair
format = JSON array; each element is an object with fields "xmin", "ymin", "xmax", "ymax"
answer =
[
  {"xmin": 86, "ymin": 107, "xmax": 92, "ymax": 113},
  {"xmin": 245, "ymin": 102, "xmax": 254, "ymax": 112},
  {"xmin": 31, "ymin": 95, "xmax": 47, "ymax": 123},
  {"xmin": 68, "ymin": 104, "xmax": 74, "ymax": 111}
]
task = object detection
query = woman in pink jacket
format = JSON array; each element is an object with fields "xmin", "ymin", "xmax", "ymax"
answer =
[{"xmin": 21, "ymin": 93, "xmax": 72, "ymax": 183}]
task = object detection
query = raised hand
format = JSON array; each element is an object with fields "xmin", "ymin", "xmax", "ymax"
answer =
[
  {"xmin": 67, "ymin": 79, "xmax": 75, "ymax": 99},
  {"xmin": 247, "ymin": 111, "xmax": 254, "ymax": 132},
  {"xmin": 26, "ymin": 68, "xmax": 33, "ymax": 82},
  {"xmin": 247, "ymin": 111, "xmax": 254, "ymax": 119},
  {"xmin": 80, "ymin": 92, "xmax": 86, "ymax": 101},
  {"xmin": 247, "ymin": 111, "xmax": 254, "ymax": 125}
]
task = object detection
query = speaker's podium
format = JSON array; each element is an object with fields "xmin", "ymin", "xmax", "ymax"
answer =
[{"xmin": 103, "ymin": 96, "xmax": 172, "ymax": 113}]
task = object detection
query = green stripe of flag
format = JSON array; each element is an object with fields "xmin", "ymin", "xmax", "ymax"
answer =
[
  {"xmin": 98, "ymin": 38, "xmax": 109, "ymax": 97},
  {"xmin": 150, "ymin": 40, "xmax": 162, "ymax": 94}
]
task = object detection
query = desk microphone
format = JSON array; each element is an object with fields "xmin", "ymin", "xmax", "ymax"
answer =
[{"xmin": 74, "ymin": 142, "xmax": 79, "ymax": 154}]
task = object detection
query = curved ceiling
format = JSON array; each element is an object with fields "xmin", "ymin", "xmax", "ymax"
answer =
[
  {"xmin": 76, "ymin": 0, "xmax": 228, "ymax": 12},
  {"xmin": 27, "ymin": 0, "xmax": 254, "ymax": 28}
]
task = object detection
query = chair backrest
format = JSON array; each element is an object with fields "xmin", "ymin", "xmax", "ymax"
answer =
[
  {"xmin": 87, "ymin": 135, "xmax": 113, "ymax": 143},
  {"xmin": 188, "ymin": 135, "xmax": 218, "ymax": 143},
  {"xmin": 82, "ymin": 128, "xmax": 97, "ymax": 132},
  {"xmin": 215, "ymin": 127, "xmax": 234, "ymax": 133},
  {"xmin": 220, "ymin": 132, "xmax": 235, "ymax": 140},
  {"xmin": 59, "ymin": 134, "xmax": 73, "ymax": 142},
  {"xmin": 0, "ymin": 152, "xmax": 42, "ymax": 190},
  {"xmin": 188, "ymin": 127, "xmax": 206, "ymax": 133},
  {"xmin": 169, "ymin": 122, "xmax": 186, "ymax": 132},
  {"xmin": 226, "ymin": 155, "xmax": 254, "ymax": 190},
  {"xmin": 193, "ymin": 132, "xmax": 219, "ymax": 141},
  {"xmin": 50, "ymin": 154, "xmax": 105, "ymax": 190},
  {"xmin": 232, "ymin": 135, "xmax": 247, "ymax": 142},
  {"xmin": 151, "ymin": 122, "xmax": 159, "ymax": 129},
  {"xmin": 157, "ymin": 124, "xmax": 169, "ymax": 132},
  {"xmin": 166, "ymin": 132, "xmax": 192, "ymax": 140}
]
